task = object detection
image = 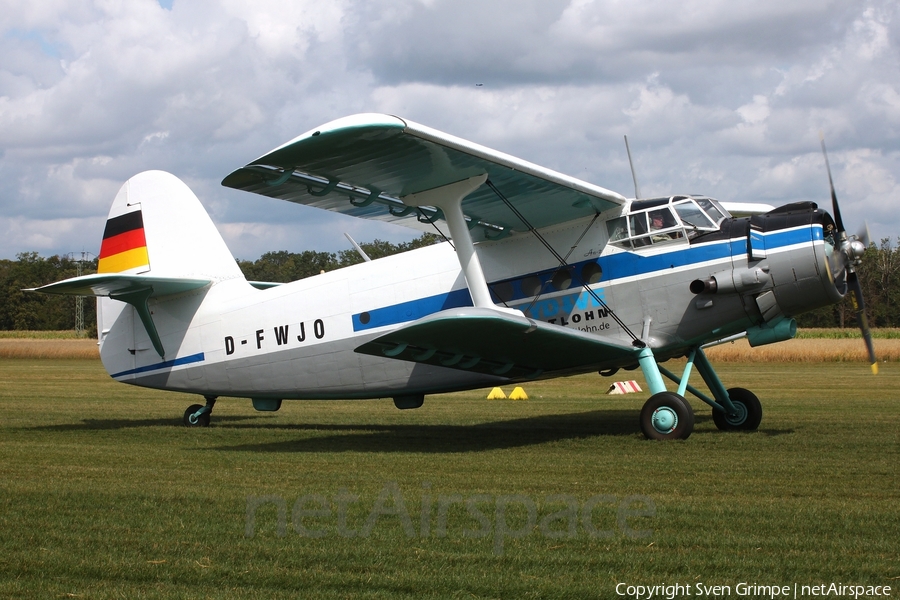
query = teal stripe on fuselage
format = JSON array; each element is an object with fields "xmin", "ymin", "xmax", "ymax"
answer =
[{"xmin": 351, "ymin": 224, "xmax": 821, "ymax": 332}]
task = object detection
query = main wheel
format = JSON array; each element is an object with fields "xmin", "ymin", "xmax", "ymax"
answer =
[
  {"xmin": 712, "ymin": 387, "xmax": 762, "ymax": 431},
  {"xmin": 640, "ymin": 392, "xmax": 694, "ymax": 440},
  {"xmin": 183, "ymin": 404, "xmax": 210, "ymax": 427}
]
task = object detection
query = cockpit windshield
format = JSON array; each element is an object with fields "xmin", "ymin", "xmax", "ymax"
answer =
[{"xmin": 607, "ymin": 195, "xmax": 729, "ymax": 249}]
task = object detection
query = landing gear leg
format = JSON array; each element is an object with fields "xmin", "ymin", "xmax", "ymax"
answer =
[
  {"xmin": 658, "ymin": 347, "xmax": 763, "ymax": 432},
  {"xmin": 636, "ymin": 346, "xmax": 694, "ymax": 440},
  {"xmin": 183, "ymin": 396, "xmax": 217, "ymax": 427}
]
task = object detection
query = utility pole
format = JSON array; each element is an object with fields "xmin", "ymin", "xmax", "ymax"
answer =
[
  {"xmin": 68, "ymin": 251, "xmax": 93, "ymax": 338},
  {"xmin": 74, "ymin": 252, "xmax": 85, "ymax": 337}
]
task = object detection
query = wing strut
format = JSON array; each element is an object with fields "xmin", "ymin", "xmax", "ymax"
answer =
[
  {"xmin": 402, "ymin": 174, "xmax": 516, "ymax": 313},
  {"xmin": 484, "ymin": 179, "xmax": 643, "ymax": 346}
]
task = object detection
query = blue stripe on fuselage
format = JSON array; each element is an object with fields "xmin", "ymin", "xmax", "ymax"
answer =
[
  {"xmin": 351, "ymin": 224, "xmax": 821, "ymax": 332},
  {"xmin": 352, "ymin": 288, "xmax": 473, "ymax": 331},
  {"xmin": 111, "ymin": 352, "xmax": 205, "ymax": 378}
]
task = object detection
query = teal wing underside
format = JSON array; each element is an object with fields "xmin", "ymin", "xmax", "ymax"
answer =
[
  {"xmin": 221, "ymin": 114, "xmax": 626, "ymax": 243},
  {"xmin": 354, "ymin": 307, "xmax": 641, "ymax": 379}
]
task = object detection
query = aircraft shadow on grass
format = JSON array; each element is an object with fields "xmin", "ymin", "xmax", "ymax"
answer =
[
  {"xmin": 210, "ymin": 409, "xmax": 638, "ymax": 454},
  {"xmin": 210, "ymin": 411, "xmax": 794, "ymax": 454},
  {"xmin": 25, "ymin": 410, "xmax": 793, "ymax": 453},
  {"xmin": 24, "ymin": 415, "xmax": 252, "ymax": 431}
]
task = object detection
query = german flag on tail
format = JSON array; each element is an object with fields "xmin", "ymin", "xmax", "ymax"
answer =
[{"xmin": 98, "ymin": 210, "xmax": 150, "ymax": 273}]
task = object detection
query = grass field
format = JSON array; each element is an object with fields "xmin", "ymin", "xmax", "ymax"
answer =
[
  {"xmin": 0, "ymin": 357, "xmax": 898, "ymax": 598},
  {"xmin": 3, "ymin": 330, "xmax": 900, "ymax": 363}
]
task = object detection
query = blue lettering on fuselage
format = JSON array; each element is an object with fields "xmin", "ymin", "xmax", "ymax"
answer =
[{"xmin": 523, "ymin": 289, "xmax": 607, "ymax": 321}]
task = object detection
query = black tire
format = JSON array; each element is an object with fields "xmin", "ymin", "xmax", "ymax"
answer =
[
  {"xmin": 712, "ymin": 387, "xmax": 762, "ymax": 431},
  {"xmin": 183, "ymin": 404, "xmax": 210, "ymax": 427},
  {"xmin": 640, "ymin": 392, "xmax": 694, "ymax": 440}
]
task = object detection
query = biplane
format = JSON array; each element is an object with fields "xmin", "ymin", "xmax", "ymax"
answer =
[{"xmin": 33, "ymin": 114, "xmax": 875, "ymax": 439}]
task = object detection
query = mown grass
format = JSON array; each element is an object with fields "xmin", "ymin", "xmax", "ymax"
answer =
[
  {"xmin": 2, "ymin": 329, "xmax": 900, "ymax": 363},
  {"xmin": 0, "ymin": 359, "xmax": 897, "ymax": 598}
]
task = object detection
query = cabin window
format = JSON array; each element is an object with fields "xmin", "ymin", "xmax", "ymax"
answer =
[
  {"xmin": 520, "ymin": 276, "xmax": 543, "ymax": 297},
  {"xmin": 551, "ymin": 268, "xmax": 573, "ymax": 291},
  {"xmin": 581, "ymin": 262, "xmax": 603, "ymax": 284},
  {"xmin": 491, "ymin": 281, "xmax": 515, "ymax": 303}
]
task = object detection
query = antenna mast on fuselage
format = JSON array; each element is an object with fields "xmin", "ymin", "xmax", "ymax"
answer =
[{"xmin": 624, "ymin": 135, "xmax": 641, "ymax": 200}]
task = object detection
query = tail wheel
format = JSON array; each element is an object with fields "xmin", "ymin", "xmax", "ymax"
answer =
[
  {"xmin": 712, "ymin": 387, "xmax": 762, "ymax": 431},
  {"xmin": 640, "ymin": 392, "xmax": 694, "ymax": 440},
  {"xmin": 183, "ymin": 404, "xmax": 210, "ymax": 427}
]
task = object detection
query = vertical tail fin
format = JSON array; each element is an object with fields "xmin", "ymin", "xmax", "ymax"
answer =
[
  {"xmin": 33, "ymin": 171, "xmax": 245, "ymax": 365},
  {"xmin": 98, "ymin": 170, "xmax": 242, "ymax": 281}
]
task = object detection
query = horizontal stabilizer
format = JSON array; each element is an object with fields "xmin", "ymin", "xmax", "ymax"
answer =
[
  {"xmin": 354, "ymin": 307, "xmax": 640, "ymax": 379},
  {"xmin": 31, "ymin": 274, "xmax": 210, "ymax": 359},
  {"xmin": 30, "ymin": 273, "xmax": 210, "ymax": 298}
]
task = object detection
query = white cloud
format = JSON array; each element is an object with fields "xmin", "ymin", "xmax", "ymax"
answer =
[{"xmin": 0, "ymin": 0, "xmax": 899, "ymax": 261}]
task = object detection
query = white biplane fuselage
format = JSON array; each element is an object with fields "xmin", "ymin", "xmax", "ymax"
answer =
[{"xmin": 35, "ymin": 114, "xmax": 870, "ymax": 439}]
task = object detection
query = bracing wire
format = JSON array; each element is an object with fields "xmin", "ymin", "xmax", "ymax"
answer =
[{"xmin": 485, "ymin": 179, "xmax": 643, "ymax": 346}]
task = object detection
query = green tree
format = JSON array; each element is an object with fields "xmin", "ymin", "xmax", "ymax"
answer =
[
  {"xmin": 0, "ymin": 253, "xmax": 97, "ymax": 333},
  {"xmin": 237, "ymin": 233, "xmax": 442, "ymax": 282}
]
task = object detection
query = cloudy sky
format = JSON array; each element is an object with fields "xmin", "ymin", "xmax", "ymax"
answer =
[{"xmin": 1, "ymin": 0, "xmax": 898, "ymax": 261}]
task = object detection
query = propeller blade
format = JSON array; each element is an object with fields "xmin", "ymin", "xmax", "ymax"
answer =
[
  {"xmin": 847, "ymin": 271, "xmax": 878, "ymax": 374},
  {"xmin": 856, "ymin": 221, "xmax": 871, "ymax": 248},
  {"xmin": 820, "ymin": 133, "xmax": 845, "ymax": 233}
]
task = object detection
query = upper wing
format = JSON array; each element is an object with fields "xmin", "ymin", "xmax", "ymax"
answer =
[
  {"xmin": 354, "ymin": 307, "xmax": 641, "ymax": 379},
  {"xmin": 222, "ymin": 114, "xmax": 627, "ymax": 243}
]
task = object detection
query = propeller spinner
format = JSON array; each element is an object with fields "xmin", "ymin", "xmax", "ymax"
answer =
[{"xmin": 820, "ymin": 134, "xmax": 878, "ymax": 374}]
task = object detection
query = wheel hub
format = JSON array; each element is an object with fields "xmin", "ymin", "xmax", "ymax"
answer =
[
  {"xmin": 725, "ymin": 401, "xmax": 747, "ymax": 426},
  {"xmin": 651, "ymin": 407, "xmax": 678, "ymax": 434}
]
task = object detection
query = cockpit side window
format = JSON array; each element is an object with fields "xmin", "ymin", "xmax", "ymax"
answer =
[
  {"xmin": 695, "ymin": 197, "xmax": 727, "ymax": 225},
  {"xmin": 607, "ymin": 216, "xmax": 628, "ymax": 242},
  {"xmin": 674, "ymin": 201, "xmax": 715, "ymax": 238},
  {"xmin": 648, "ymin": 208, "xmax": 684, "ymax": 243},
  {"xmin": 607, "ymin": 196, "xmax": 723, "ymax": 249},
  {"xmin": 630, "ymin": 212, "xmax": 648, "ymax": 237}
]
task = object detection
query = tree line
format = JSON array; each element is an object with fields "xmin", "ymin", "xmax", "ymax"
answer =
[
  {"xmin": 2, "ymin": 235, "xmax": 898, "ymax": 334},
  {"xmin": 0, "ymin": 235, "xmax": 440, "ymax": 335}
]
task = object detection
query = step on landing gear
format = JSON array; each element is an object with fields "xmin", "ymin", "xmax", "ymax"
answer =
[{"xmin": 183, "ymin": 396, "xmax": 217, "ymax": 427}]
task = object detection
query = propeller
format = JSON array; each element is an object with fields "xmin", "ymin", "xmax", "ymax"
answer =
[{"xmin": 820, "ymin": 134, "xmax": 878, "ymax": 374}]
